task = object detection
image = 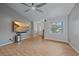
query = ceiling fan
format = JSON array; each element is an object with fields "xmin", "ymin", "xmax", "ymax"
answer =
[{"xmin": 21, "ymin": 3, "xmax": 47, "ymax": 13}]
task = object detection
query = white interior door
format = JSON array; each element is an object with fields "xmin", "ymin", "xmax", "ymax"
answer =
[{"xmin": 33, "ymin": 21, "xmax": 44, "ymax": 36}]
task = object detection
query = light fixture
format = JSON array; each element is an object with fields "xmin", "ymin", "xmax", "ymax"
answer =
[{"xmin": 31, "ymin": 7, "xmax": 36, "ymax": 10}]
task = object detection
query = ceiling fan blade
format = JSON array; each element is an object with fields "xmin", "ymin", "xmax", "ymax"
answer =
[
  {"xmin": 25, "ymin": 9, "xmax": 30, "ymax": 12},
  {"xmin": 36, "ymin": 8, "xmax": 43, "ymax": 13},
  {"xmin": 21, "ymin": 3, "xmax": 31, "ymax": 7},
  {"xmin": 36, "ymin": 3, "xmax": 47, "ymax": 8}
]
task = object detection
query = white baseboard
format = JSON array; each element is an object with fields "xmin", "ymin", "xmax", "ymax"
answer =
[
  {"xmin": 0, "ymin": 35, "xmax": 79, "ymax": 54},
  {"xmin": 0, "ymin": 41, "xmax": 13, "ymax": 47},
  {"xmin": 68, "ymin": 42, "xmax": 79, "ymax": 53},
  {"xmin": 0, "ymin": 35, "xmax": 32, "ymax": 47},
  {"xmin": 45, "ymin": 36, "xmax": 79, "ymax": 53},
  {"xmin": 45, "ymin": 36, "xmax": 68, "ymax": 43}
]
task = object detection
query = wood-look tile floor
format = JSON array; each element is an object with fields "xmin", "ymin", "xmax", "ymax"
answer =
[{"xmin": 0, "ymin": 36, "xmax": 78, "ymax": 56}]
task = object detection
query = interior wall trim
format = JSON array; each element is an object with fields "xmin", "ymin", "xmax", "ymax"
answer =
[
  {"xmin": 0, "ymin": 42, "xmax": 13, "ymax": 47},
  {"xmin": 45, "ymin": 36, "xmax": 68, "ymax": 43},
  {"xmin": 68, "ymin": 42, "xmax": 79, "ymax": 54},
  {"xmin": 0, "ymin": 35, "xmax": 79, "ymax": 54},
  {"xmin": 0, "ymin": 35, "xmax": 32, "ymax": 47},
  {"xmin": 45, "ymin": 37, "xmax": 79, "ymax": 54}
]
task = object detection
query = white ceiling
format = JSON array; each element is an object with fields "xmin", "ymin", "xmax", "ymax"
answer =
[{"xmin": 6, "ymin": 3, "xmax": 75, "ymax": 21}]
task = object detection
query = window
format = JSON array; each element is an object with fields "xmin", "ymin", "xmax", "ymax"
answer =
[{"xmin": 51, "ymin": 21, "xmax": 63, "ymax": 33}]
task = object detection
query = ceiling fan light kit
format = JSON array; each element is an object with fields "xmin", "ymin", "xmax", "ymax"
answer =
[{"xmin": 21, "ymin": 3, "xmax": 47, "ymax": 13}]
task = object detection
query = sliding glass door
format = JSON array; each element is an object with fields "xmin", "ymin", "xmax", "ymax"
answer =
[{"xmin": 44, "ymin": 19, "xmax": 65, "ymax": 41}]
